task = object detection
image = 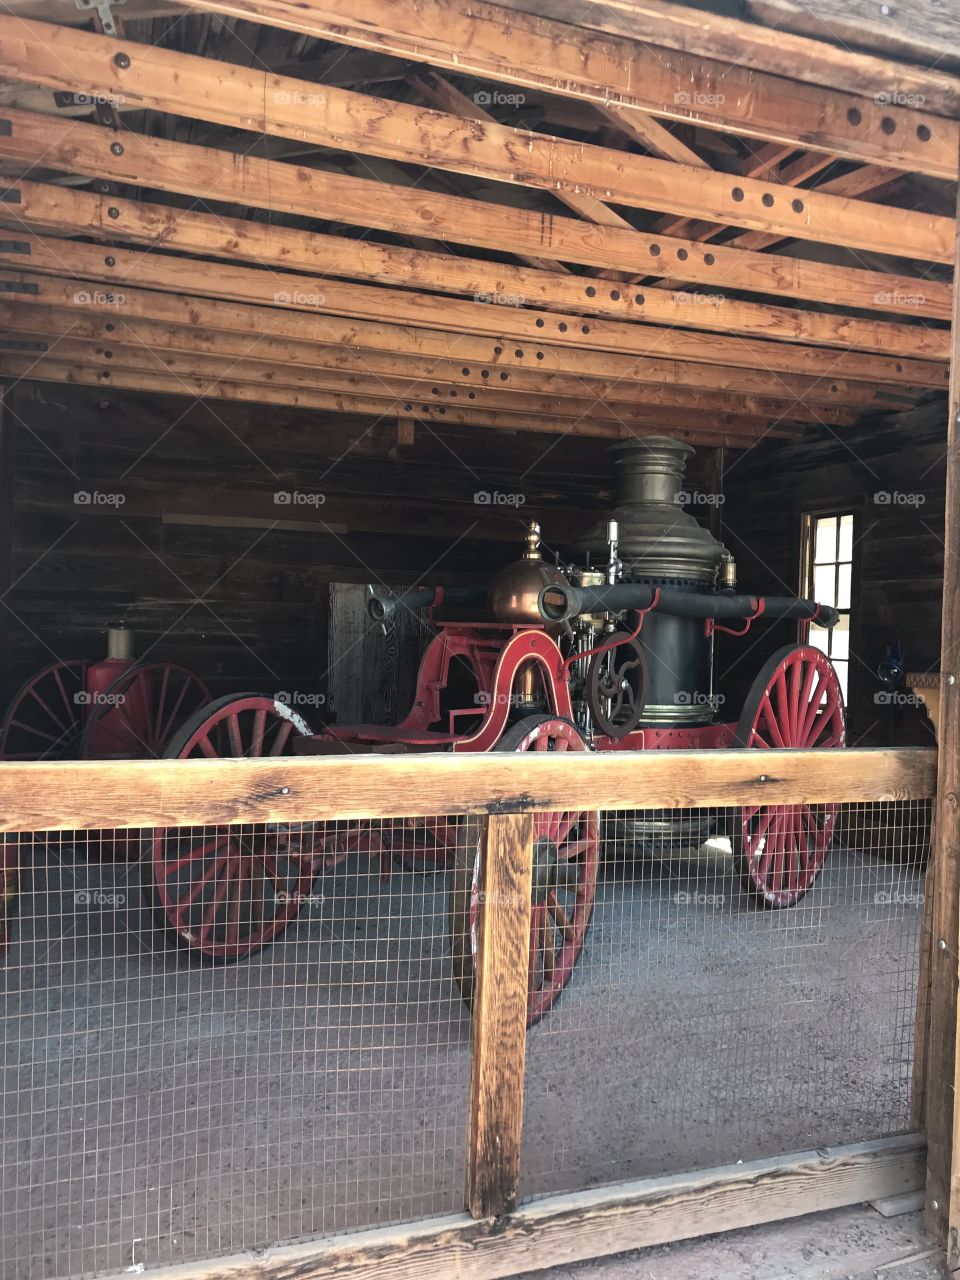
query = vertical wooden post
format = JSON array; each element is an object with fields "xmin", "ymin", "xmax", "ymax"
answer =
[
  {"xmin": 465, "ymin": 810, "xmax": 535, "ymax": 1219},
  {"xmin": 0, "ymin": 385, "xmax": 13, "ymax": 685},
  {"xmin": 925, "ymin": 163, "xmax": 960, "ymax": 1258}
]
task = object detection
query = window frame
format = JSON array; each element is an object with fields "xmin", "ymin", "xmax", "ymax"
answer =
[{"xmin": 799, "ymin": 506, "xmax": 860, "ymax": 718}]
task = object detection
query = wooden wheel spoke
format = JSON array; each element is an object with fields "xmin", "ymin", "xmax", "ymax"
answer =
[
  {"xmin": 547, "ymin": 890, "xmax": 575, "ymax": 948},
  {"xmin": 26, "ymin": 684, "xmax": 72, "ymax": 736},
  {"xmin": 171, "ymin": 850, "xmax": 232, "ymax": 924},
  {"xmin": 541, "ymin": 923, "xmax": 557, "ymax": 986},
  {"xmin": 250, "ymin": 708, "xmax": 268, "ymax": 757},
  {"xmin": 8, "ymin": 718, "xmax": 67, "ymax": 746},
  {"xmin": 269, "ymin": 720, "xmax": 294, "ymax": 756},
  {"xmin": 156, "ymin": 675, "xmax": 191, "ymax": 748},
  {"xmin": 759, "ymin": 697, "xmax": 786, "ymax": 748},
  {"xmin": 227, "ymin": 713, "xmax": 244, "ymax": 756},
  {"xmin": 196, "ymin": 854, "xmax": 242, "ymax": 943}
]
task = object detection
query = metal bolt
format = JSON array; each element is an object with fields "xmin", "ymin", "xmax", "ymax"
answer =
[
  {"xmin": 281, "ymin": 786, "xmax": 290, "ymax": 795},
  {"xmin": 933, "ymin": 1199, "xmax": 940, "ymax": 1211},
  {"xmin": 939, "ymin": 938, "xmax": 948, "ymax": 950},
  {"xmin": 113, "ymin": 52, "xmax": 131, "ymax": 69},
  {"xmin": 759, "ymin": 774, "xmax": 768, "ymax": 782},
  {"xmin": 948, "ymin": 674, "xmax": 956, "ymax": 686},
  {"xmin": 110, "ymin": 141, "xmax": 124, "ymax": 156},
  {"xmin": 104, "ymin": 256, "xmax": 115, "ymax": 267},
  {"xmin": 108, "ymin": 207, "xmax": 120, "ymax": 219}
]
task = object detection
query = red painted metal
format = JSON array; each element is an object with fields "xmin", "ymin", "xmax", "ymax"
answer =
[
  {"xmin": 733, "ymin": 645, "xmax": 846, "ymax": 906},
  {"xmin": 81, "ymin": 662, "xmax": 211, "ymax": 759},
  {"xmin": 149, "ymin": 694, "xmax": 326, "ymax": 961}
]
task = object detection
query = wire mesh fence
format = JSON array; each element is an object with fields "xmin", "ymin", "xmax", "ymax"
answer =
[
  {"xmin": 0, "ymin": 796, "xmax": 932, "ymax": 1277},
  {"xmin": 522, "ymin": 799, "xmax": 931, "ymax": 1201},
  {"xmin": 0, "ymin": 819, "xmax": 471, "ymax": 1279}
]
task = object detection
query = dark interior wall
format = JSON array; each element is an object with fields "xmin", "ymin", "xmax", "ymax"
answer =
[
  {"xmin": 1, "ymin": 382, "xmax": 622, "ymax": 718},
  {"xmin": 717, "ymin": 400, "xmax": 947, "ymax": 747}
]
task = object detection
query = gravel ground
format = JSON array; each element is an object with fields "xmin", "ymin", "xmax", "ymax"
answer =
[{"xmin": 0, "ymin": 833, "xmax": 926, "ymax": 1278}]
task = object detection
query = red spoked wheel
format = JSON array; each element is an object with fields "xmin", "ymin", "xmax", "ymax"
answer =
[
  {"xmin": 449, "ymin": 715, "xmax": 600, "ymax": 1026},
  {"xmin": 79, "ymin": 662, "xmax": 211, "ymax": 759},
  {"xmin": 733, "ymin": 644, "xmax": 846, "ymax": 907},
  {"xmin": 0, "ymin": 659, "xmax": 89, "ymax": 760},
  {"xmin": 147, "ymin": 694, "xmax": 320, "ymax": 961}
]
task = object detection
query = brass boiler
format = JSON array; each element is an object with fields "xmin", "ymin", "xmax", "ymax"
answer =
[{"xmin": 487, "ymin": 519, "xmax": 568, "ymax": 706}]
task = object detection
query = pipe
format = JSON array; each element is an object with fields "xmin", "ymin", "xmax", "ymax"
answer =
[
  {"xmin": 538, "ymin": 582, "xmax": 838, "ymax": 629},
  {"xmin": 366, "ymin": 585, "xmax": 488, "ymax": 625}
]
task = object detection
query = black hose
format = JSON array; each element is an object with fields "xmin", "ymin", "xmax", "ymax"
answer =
[
  {"xmin": 538, "ymin": 582, "xmax": 838, "ymax": 628},
  {"xmin": 366, "ymin": 585, "xmax": 488, "ymax": 624}
]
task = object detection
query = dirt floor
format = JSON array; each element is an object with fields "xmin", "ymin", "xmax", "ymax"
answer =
[{"xmin": 0, "ymin": 829, "xmax": 926, "ymax": 1278}]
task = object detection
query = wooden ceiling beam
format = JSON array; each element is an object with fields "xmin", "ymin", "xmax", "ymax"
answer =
[
  {"xmin": 0, "ymin": 303, "xmax": 861, "ymax": 424},
  {"xmin": 0, "ymin": 334, "xmax": 806, "ymax": 435},
  {"xmin": 0, "ymin": 357, "xmax": 775, "ymax": 446},
  {"xmin": 592, "ymin": 104, "xmax": 710, "ymax": 169},
  {"xmin": 0, "ymin": 235, "xmax": 947, "ymax": 381},
  {"xmin": 0, "ymin": 170, "xmax": 949, "ymax": 361},
  {"xmin": 1, "ymin": 253, "xmax": 945, "ymax": 391},
  {"xmin": 157, "ymin": 0, "xmax": 960, "ymax": 175},
  {"xmin": 409, "ymin": 69, "xmax": 635, "ymax": 232},
  {"xmin": 0, "ymin": 20, "xmax": 954, "ymax": 253},
  {"xmin": 534, "ymin": 0, "xmax": 960, "ymax": 117},
  {"xmin": 9, "ymin": 178, "xmax": 947, "ymax": 325},
  {"xmin": 1, "ymin": 272, "xmax": 897, "ymax": 406},
  {"xmin": 726, "ymin": 165, "xmax": 907, "ymax": 254}
]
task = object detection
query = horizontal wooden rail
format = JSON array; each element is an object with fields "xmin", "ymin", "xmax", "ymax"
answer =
[
  {"xmin": 0, "ymin": 747, "xmax": 936, "ymax": 831},
  {"xmin": 89, "ymin": 1133, "xmax": 925, "ymax": 1280}
]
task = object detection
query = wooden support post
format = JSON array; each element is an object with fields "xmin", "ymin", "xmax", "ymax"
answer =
[
  {"xmin": 465, "ymin": 811, "xmax": 535, "ymax": 1219},
  {"xmin": 0, "ymin": 384, "xmax": 12, "ymax": 690},
  {"xmin": 927, "ymin": 150, "xmax": 960, "ymax": 1262}
]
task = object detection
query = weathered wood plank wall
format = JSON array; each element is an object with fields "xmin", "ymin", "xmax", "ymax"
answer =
[{"xmin": 720, "ymin": 398, "xmax": 946, "ymax": 746}]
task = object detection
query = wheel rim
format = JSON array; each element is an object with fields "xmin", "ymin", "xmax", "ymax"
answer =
[
  {"xmin": 735, "ymin": 646, "xmax": 845, "ymax": 907},
  {"xmin": 0, "ymin": 660, "xmax": 89, "ymax": 760},
  {"xmin": 475, "ymin": 717, "xmax": 600, "ymax": 1024},
  {"xmin": 151, "ymin": 696, "xmax": 317, "ymax": 960},
  {"xmin": 80, "ymin": 663, "xmax": 211, "ymax": 758}
]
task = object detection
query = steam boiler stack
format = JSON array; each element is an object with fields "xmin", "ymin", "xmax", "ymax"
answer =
[{"xmin": 575, "ymin": 437, "xmax": 726, "ymax": 729}]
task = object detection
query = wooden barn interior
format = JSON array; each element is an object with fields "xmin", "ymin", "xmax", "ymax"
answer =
[{"xmin": 1, "ymin": 0, "xmax": 960, "ymax": 1276}]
